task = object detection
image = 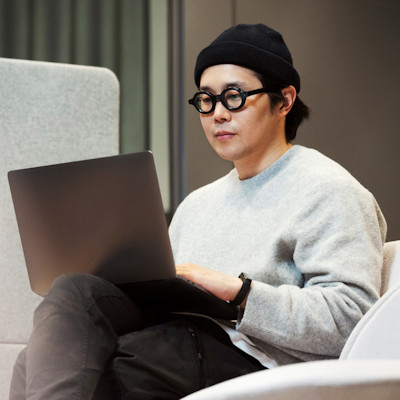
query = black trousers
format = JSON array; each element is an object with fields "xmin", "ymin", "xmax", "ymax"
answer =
[{"xmin": 10, "ymin": 274, "xmax": 265, "ymax": 400}]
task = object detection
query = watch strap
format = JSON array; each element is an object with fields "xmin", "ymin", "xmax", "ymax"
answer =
[{"xmin": 231, "ymin": 272, "xmax": 252, "ymax": 306}]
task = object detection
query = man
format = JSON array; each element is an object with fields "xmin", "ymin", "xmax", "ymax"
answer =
[{"xmin": 10, "ymin": 23, "xmax": 386, "ymax": 400}]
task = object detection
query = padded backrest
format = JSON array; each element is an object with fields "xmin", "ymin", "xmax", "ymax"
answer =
[
  {"xmin": 340, "ymin": 281, "xmax": 400, "ymax": 359},
  {"xmin": 381, "ymin": 240, "xmax": 400, "ymax": 295},
  {"xmin": 0, "ymin": 57, "xmax": 119, "ymax": 397},
  {"xmin": 340, "ymin": 241, "xmax": 400, "ymax": 359}
]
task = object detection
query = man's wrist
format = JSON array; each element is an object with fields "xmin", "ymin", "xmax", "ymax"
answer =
[{"xmin": 231, "ymin": 273, "xmax": 252, "ymax": 306}]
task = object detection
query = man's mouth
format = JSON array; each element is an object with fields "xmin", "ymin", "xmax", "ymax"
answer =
[{"xmin": 215, "ymin": 131, "xmax": 236, "ymax": 141}]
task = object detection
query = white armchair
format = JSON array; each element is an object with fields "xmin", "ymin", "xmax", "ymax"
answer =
[
  {"xmin": 182, "ymin": 241, "xmax": 400, "ymax": 400},
  {"xmin": 0, "ymin": 57, "xmax": 119, "ymax": 400}
]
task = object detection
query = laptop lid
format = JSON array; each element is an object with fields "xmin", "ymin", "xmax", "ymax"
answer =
[
  {"xmin": 8, "ymin": 151, "xmax": 176, "ymax": 296},
  {"xmin": 8, "ymin": 151, "xmax": 238, "ymax": 320}
]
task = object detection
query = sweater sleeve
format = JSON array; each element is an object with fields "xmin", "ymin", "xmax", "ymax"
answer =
[{"xmin": 236, "ymin": 177, "xmax": 387, "ymax": 360}]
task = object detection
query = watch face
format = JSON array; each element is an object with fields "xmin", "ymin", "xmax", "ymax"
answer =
[{"xmin": 239, "ymin": 272, "xmax": 248, "ymax": 280}]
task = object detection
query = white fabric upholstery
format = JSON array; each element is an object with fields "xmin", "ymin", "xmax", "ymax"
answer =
[
  {"xmin": 339, "ymin": 240, "xmax": 400, "ymax": 359},
  {"xmin": 0, "ymin": 344, "xmax": 26, "ymax": 398},
  {"xmin": 340, "ymin": 281, "xmax": 400, "ymax": 359},
  {"xmin": 381, "ymin": 240, "xmax": 400, "ymax": 295},
  {"xmin": 0, "ymin": 57, "xmax": 119, "ymax": 399},
  {"xmin": 340, "ymin": 240, "xmax": 400, "ymax": 360},
  {"xmin": 182, "ymin": 360, "xmax": 400, "ymax": 400}
]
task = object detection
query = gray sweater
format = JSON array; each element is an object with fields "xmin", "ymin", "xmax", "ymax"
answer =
[{"xmin": 169, "ymin": 145, "xmax": 387, "ymax": 365}]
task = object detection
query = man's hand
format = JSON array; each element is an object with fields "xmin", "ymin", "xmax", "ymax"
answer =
[{"xmin": 176, "ymin": 263, "xmax": 245, "ymax": 306}]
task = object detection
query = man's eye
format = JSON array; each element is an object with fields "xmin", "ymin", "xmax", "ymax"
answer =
[{"xmin": 201, "ymin": 97, "xmax": 212, "ymax": 104}]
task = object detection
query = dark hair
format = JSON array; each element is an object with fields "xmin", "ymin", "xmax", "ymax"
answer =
[{"xmin": 255, "ymin": 73, "xmax": 310, "ymax": 142}]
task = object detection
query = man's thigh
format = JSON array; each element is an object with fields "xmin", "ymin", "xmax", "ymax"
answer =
[{"xmin": 96, "ymin": 317, "xmax": 265, "ymax": 400}]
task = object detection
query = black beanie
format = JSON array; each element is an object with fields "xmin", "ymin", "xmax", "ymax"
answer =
[{"xmin": 194, "ymin": 24, "xmax": 301, "ymax": 93}]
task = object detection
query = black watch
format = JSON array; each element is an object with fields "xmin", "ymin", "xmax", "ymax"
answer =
[{"xmin": 231, "ymin": 272, "xmax": 252, "ymax": 306}]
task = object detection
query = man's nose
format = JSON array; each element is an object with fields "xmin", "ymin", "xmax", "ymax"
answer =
[{"xmin": 213, "ymin": 100, "xmax": 231, "ymax": 122}]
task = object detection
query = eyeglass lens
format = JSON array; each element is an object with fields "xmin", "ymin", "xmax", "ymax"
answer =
[{"xmin": 194, "ymin": 88, "xmax": 244, "ymax": 113}]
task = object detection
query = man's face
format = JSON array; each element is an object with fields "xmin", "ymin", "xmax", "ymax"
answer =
[{"xmin": 198, "ymin": 64, "xmax": 287, "ymax": 178}]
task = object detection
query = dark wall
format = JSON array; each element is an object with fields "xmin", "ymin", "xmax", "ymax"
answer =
[{"xmin": 178, "ymin": 0, "xmax": 400, "ymax": 241}]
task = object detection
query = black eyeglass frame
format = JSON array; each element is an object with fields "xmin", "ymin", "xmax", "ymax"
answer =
[{"xmin": 188, "ymin": 87, "xmax": 269, "ymax": 114}]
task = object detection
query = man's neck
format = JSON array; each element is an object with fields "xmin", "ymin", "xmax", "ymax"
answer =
[{"xmin": 235, "ymin": 142, "xmax": 293, "ymax": 180}]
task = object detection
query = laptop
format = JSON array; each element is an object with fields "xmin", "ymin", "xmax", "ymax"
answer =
[{"xmin": 8, "ymin": 152, "xmax": 238, "ymax": 320}]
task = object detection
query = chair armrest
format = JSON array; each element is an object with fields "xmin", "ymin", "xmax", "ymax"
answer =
[{"xmin": 181, "ymin": 359, "xmax": 400, "ymax": 400}]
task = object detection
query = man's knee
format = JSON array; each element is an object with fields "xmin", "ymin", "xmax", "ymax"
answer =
[
  {"xmin": 51, "ymin": 273, "xmax": 108, "ymax": 291},
  {"xmin": 37, "ymin": 274, "xmax": 142, "ymax": 335},
  {"xmin": 35, "ymin": 274, "xmax": 122, "ymax": 318},
  {"xmin": 50, "ymin": 274, "xmax": 122, "ymax": 301}
]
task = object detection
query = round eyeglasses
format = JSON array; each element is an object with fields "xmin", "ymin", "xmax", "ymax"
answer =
[{"xmin": 188, "ymin": 87, "xmax": 268, "ymax": 114}]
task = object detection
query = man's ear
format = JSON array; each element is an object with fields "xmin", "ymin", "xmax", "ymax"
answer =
[{"xmin": 280, "ymin": 86, "xmax": 296, "ymax": 116}]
